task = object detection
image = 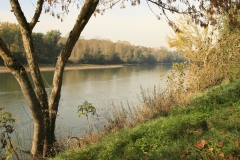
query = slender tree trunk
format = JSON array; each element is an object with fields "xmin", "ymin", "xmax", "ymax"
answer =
[
  {"xmin": 20, "ymin": 27, "xmax": 51, "ymax": 157},
  {"xmin": 49, "ymin": 0, "xmax": 99, "ymax": 142},
  {"xmin": 0, "ymin": 37, "xmax": 45, "ymax": 157},
  {"xmin": 9, "ymin": 0, "xmax": 50, "ymax": 157}
]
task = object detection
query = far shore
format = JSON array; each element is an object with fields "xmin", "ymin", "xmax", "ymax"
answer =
[{"xmin": 0, "ymin": 64, "xmax": 124, "ymax": 73}]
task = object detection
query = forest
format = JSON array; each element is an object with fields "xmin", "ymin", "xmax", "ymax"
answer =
[{"xmin": 0, "ymin": 22, "xmax": 184, "ymax": 66}]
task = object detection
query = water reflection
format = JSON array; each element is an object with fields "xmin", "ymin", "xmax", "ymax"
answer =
[
  {"xmin": 63, "ymin": 67, "xmax": 122, "ymax": 85},
  {"xmin": 0, "ymin": 73, "xmax": 20, "ymax": 92},
  {"xmin": 0, "ymin": 64, "xmax": 172, "ymax": 144}
]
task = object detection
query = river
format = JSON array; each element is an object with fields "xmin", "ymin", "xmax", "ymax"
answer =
[{"xmin": 0, "ymin": 64, "xmax": 172, "ymax": 149}]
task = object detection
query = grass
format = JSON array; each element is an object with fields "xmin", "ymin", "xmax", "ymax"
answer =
[{"xmin": 51, "ymin": 80, "xmax": 240, "ymax": 160}]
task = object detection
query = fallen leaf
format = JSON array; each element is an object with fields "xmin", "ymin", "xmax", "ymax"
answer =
[
  {"xmin": 194, "ymin": 139, "xmax": 207, "ymax": 149},
  {"xmin": 219, "ymin": 153, "xmax": 224, "ymax": 158},
  {"xmin": 209, "ymin": 147, "xmax": 213, "ymax": 153}
]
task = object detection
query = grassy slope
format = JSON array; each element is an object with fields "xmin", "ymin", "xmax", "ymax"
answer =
[{"xmin": 52, "ymin": 80, "xmax": 240, "ymax": 160}]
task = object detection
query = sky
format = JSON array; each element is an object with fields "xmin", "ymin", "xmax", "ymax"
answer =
[{"xmin": 0, "ymin": 0, "xmax": 175, "ymax": 49}]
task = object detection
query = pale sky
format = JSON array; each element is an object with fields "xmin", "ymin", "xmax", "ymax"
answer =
[{"xmin": 0, "ymin": 0, "xmax": 174, "ymax": 48}]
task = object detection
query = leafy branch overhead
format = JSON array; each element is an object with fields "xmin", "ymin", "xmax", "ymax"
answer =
[{"xmin": 45, "ymin": 0, "xmax": 240, "ymax": 29}]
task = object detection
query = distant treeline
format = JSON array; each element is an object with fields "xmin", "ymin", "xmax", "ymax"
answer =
[
  {"xmin": 68, "ymin": 38, "xmax": 185, "ymax": 64},
  {"xmin": 0, "ymin": 22, "xmax": 185, "ymax": 66}
]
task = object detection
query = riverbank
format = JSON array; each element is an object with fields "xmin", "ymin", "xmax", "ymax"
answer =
[
  {"xmin": 51, "ymin": 80, "xmax": 240, "ymax": 159},
  {"xmin": 0, "ymin": 64, "xmax": 124, "ymax": 73}
]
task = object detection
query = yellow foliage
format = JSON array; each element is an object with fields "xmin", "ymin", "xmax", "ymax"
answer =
[{"xmin": 166, "ymin": 15, "xmax": 236, "ymax": 91}]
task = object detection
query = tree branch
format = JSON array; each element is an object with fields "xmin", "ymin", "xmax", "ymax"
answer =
[
  {"xmin": 0, "ymin": 36, "xmax": 22, "ymax": 73},
  {"xmin": 0, "ymin": 36, "xmax": 39, "ymax": 115},
  {"xmin": 147, "ymin": 0, "xmax": 182, "ymax": 14},
  {"xmin": 49, "ymin": 0, "xmax": 100, "ymax": 139},
  {"xmin": 10, "ymin": 0, "xmax": 29, "ymax": 31},
  {"xmin": 50, "ymin": 0, "xmax": 100, "ymax": 106},
  {"xmin": 0, "ymin": 36, "xmax": 45, "ymax": 156},
  {"xmin": 29, "ymin": 0, "xmax": 44, "ymax": 31},
  {"xmin": 63, "ymin": 0, "xmax": 100, "ymax": 59},
  {"xmin": 10, "ymin": 0, "xmax": 49, "ymax": 113}
]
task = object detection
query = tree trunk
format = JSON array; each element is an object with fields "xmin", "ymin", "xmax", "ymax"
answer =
[
  {"xmin": 48, "ymin": 0, "xmax": 99, "ymax": 144},
  {"xmin": 20, "ymin": 26, "xmax": 52, "ymax": 157},
  {"xmin": 9, "ymin": 0, "xmax": 50, "ymax": 157},
  {"xmin": 1, "ymin": 0, "xmax": 99, "ymax": 158},
  {"xmin": 0, "ymin": 37, "xmax": 45, "ymax": 157}
]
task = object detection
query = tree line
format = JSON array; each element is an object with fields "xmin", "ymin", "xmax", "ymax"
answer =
[
  {"xmin": 68, "ymin": 38, "xmax": 185, "ymax": 64},
  {"xmin": 0, "ymin": 22, "xmax": 184, "ymax": 66},
  {"xmin": 0, "ymin": 22, "xmax": 64, "ymax": 65}
]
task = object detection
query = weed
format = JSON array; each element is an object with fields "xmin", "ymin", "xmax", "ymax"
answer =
[
  {"xmin": 0, "ymin": 109, "xmax": 19, "ymax": 160},
  {"xmin": 77, "ymin": 101, "xmax": 96, "ymax": 135}
]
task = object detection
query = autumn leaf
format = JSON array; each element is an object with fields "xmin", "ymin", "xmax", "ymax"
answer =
[
  {"xmin": 194, "ymin": 139, "xmax": 207, "ymax": 149},
  {"xmin": 209, "ymin": 147, "xmax": 214, "ymax": 154},
  {"xmin": 219, "ymin": 153, "xmax": 224, "ymax": 158}
]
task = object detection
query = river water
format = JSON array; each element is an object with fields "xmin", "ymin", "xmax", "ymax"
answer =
[{"xmin": 0, "ymin": 64, "xmax": 172, "ymax": 148}]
